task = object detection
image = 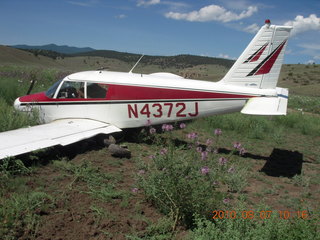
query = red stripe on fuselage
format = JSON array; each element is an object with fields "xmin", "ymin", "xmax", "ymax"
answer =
[
  {"xmin": 19, "ymin": 85, "xmax": 255, "ymax": 103},
  {"xmin": 106, "ymin": 84, "xmax": 254, "ymax": 100}
]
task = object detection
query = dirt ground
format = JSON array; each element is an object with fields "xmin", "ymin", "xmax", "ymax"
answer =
[{"xmin": 20, "ymin": 146, "xmax": 164, "ymax": 240}]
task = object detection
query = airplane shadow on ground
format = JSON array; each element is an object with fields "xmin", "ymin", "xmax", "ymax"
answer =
[
  {"xmin": 220, "ymin": 148, "xmax": 304, "ymax": 178},
  {"xmin": 259, "ymin": 148, "xmax": 303, "ymax": 178}
]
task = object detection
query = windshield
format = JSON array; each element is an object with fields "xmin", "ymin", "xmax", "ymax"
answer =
[{"xmin": 45, "ymin": 79, "xmax": 62, "ymax": 98}]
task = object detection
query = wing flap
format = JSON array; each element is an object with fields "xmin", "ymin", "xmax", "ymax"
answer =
[{"xmin": 0, "ymin": 119, "xmax": 121, "ymax": 159}]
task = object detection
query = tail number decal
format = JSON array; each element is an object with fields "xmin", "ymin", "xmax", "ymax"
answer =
[{"xmin": 128, "ymin": 102, "xmax": 199, "ymax": 119}]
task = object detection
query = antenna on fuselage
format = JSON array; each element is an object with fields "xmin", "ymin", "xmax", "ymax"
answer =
[{"xmin": 129, "ymin": 55, "xmax": 144, "ymax": 74}]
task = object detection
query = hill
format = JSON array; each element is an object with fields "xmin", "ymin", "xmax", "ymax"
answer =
[
  {"xmin": 0, "ymin": 45, "xmax": 64, "ymax": 68},
  {"xmin": 71, "ymin": 50, "xmax": 235, "ymax": 69},
  {"xmin": 11, "ymin": 43, "xmax": 95, "ymax": 54}
]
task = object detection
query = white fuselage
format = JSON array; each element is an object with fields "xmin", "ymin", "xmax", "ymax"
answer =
[{"xmin": 15, "ymin": 71, "xmax": 278, "ymax": 129}]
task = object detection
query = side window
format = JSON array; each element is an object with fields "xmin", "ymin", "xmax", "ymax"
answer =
[
  {"xmin": 57, "ymin": 81, "xmax": 85, "ymax": 99},
  {"xmin": 87, "ymin": 83, "xmax": 108, "ymax": 99}
]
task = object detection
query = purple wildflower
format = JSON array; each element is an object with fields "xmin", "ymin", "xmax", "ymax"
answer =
[
  {"xmin": 160, "ymin": 148, "xmax": 168, "ymax": 155},
  {"xmin": 228, "ymin": 167, "xmax": 235, "ymax": 173},
  {"xmin": 218, "ymin": 157, "xmax": 228, "ymax": 165},
  {"xmin": 179, "ymin": 123, "xmax": 186, "ymax": 129},
  {"xmin": 239, "ymin": 147, "xmax": 246, "ymax": 156},
  {"xmin": 201, "ymin": 151, "xmax": 208, "ymax": 161},
  {"xmin": 138, "ymin": 169, "xmax": 146, "ymax": 175},
  {"xmin": 223, "ymin": 198, "xmax": 230, "ymax": 204},
  {"xmin": 146, "ymin": 119, "xmax": 152, "ymax": 126},
  {"xmin": 148, "ymin": 155, "xmax": 156, "ymax": 159},
  {"xmin": 187, "ymin": 132, "xmax": 198, "ymax": 140},
  {"xmin": 233, "ymin": 142, "xmax": 241, "ymax": 150},
  {"xmin": 206, "ymin": 138, "xmax": 213, "ymax": 145},
  {"xmin": 201, "ymin": 166, "xmax": 210, "ymax": 175},
  {"xmin": 214, "ymin": 128, "xmax": 222, "ymax": 136},
  {"xmin": 149, "ymin": 127, "xmax": 156, "ymax": 134},
  {"xmin": 196, "ymin": 146, "xmax": 202, "ymax": 153},
  {"xmin": 131, "ymin": 187, "xmax": 139, "ymax": 193},
  {"xmin": 162, "ymin": 124, "xmax": 174, "ymax": 132},
  {"xmin": 212, "ymin": 181, "xmax": 219, "ymax": 186}
]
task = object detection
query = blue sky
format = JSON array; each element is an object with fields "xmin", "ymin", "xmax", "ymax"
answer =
[{"xmin": 0, "ymin": 0, "xmax": 319, "ymax": 63}]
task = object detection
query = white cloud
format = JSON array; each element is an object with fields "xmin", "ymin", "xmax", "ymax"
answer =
[
  {"xmin": 218, "ymin": 53, "xmax": 236, "ymax": 60},
  {"xmin": 165, "ymin": 4, "xmax": 258, "ymax": 22},
  {"xmin": 137, "ymin": 0, "xmax": 160, "ymax": 7},
  {"xmin": 162, "ymin": 1, "xmax": 190, "ymax": 11},
  {"xmin": 218, "ymin": 53, "xmax": 231, "ymax": 59},
  {"xmin": 284, "ymin": 14, "xmax": 320, "ymax": 36},
  {"xmin": 298, "ymin": 43, "xmax": 320, "ymax": 50},
  {"xmin": 115, "ymin": 14, "xmax": 127, "ymax": 19},
  {"xmin": 68, "ymin": 0, "xmax": 98, "ymax": 7},
  {"xmin": 243, "ymin": 23, "xmax": 260, "ymax": 33},
  {"xmin": 306, "ymin": 59, "xmax": 315, "ymax": 64}
]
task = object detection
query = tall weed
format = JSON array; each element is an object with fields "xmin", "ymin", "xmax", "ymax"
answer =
[{"xmin": 0, "ymin": 98, "xmax": 39, "ymax": 132}]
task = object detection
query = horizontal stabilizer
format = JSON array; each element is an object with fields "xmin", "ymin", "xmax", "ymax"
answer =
[
  {"xmin": 0, "ymin": 119, "xmax": 122, "ymax": 159},
  {"xmin": 241, "ymin": 88, "xmax": 288, "ymax": 115}
]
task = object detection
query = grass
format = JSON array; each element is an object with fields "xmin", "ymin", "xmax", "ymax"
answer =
[
  {"xmin": 52, "ymin": 159, "xmax": 128, "ymax": 203},
  {"xmin": 288, "ymin": 95, "xmax": 320, "ymax": 114},
  {"xmin": 0, "ymin": 157, "xmax": 53, "ymax": 240},
  {"xmin": 191, "ymin": 213, "xmax": 319, "ymax": 240}
]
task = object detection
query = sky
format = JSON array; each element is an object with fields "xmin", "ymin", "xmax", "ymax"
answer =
[{"xmin": 0, "ymin": 0, "xmax": 319, "ymax": 64}]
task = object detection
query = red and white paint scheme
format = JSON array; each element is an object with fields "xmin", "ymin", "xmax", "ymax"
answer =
[{"xmin": 0, "ymin": 21, "xmax": 292, "ymax": 159}]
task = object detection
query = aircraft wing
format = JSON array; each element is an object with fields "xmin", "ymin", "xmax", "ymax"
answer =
[{"xmin": 0, "ymin": 119, "xmax": 122, "ymax": 159}]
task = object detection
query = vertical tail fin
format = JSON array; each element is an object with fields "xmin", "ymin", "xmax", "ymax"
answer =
[{"xmin": 220, "ymin": 20, "xmax": 292, "ymax": 89}]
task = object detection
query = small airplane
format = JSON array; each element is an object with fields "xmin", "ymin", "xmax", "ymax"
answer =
[{"xmin": 0, "ymin": 20, "xmax": 292, "ymax": 159}]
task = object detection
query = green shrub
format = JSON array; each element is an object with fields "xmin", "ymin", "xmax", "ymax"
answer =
[
  {"xmin": 138, "ymin": 145, "xmax": 223, "ymax": 229},
  {"xmin": 191, "ymin": 214, "xmax": 319, "ymax": 240}
]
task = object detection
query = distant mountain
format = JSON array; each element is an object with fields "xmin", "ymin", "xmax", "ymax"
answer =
[{"xmin": 11, "ymin": 44, "xmax": 95, "ymax": 54}]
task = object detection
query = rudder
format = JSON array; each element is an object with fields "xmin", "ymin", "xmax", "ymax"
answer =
[{"xmin": 220, "ymin": 20, "xmax": 292, "ymax": 89}]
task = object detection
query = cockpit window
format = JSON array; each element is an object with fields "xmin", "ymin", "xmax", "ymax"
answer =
[
  {"xmin": 57, "ymin": 81, "xmax": 85, "ymax": 99},
  {"xmin": 45, "ymin": 79, "xmax": 62, "ymax": 98},
  {"xmin": 87, "ymin": 83, "xmax": 108, "ymax": 99}
]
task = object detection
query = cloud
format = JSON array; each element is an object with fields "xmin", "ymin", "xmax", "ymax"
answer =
[
  {"xmin": 218, "ymin": 53, "xmax": 231, "ymax": 59},
  {"xmin": 137, "ymin": 0, "xmax": 160, "ymax": 7},
  {"xmin": 243, "ymin": 23, "xmax": 260, "ymax": 33},
  {"xmin": 165, "ymin": 4, "xmax": 258, "ymax": 22},
  {"xmin": 298, "ymin": 43, "xmax": 320, "ymax": 50},
  {"xmin": 306, "ymin": 59, "xmax": 315, "ymax": 64},
  {"xmin": 115, "ymin": 14, "xmax": 127, "ymax": 19},
  {"xmin": 284, "ymin": 14, "xmax": 320, "ymax": 36},
  {"xmin": 162, "ymin": 1, "xmax": 190, "ymax": 11},
  {"xmin": 68, "ymin": 0, "xmax": 98, "ymax": 7},
  {"xmin": 218, "ymin": 53, "xmax": 236, "ymax": 60}
]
